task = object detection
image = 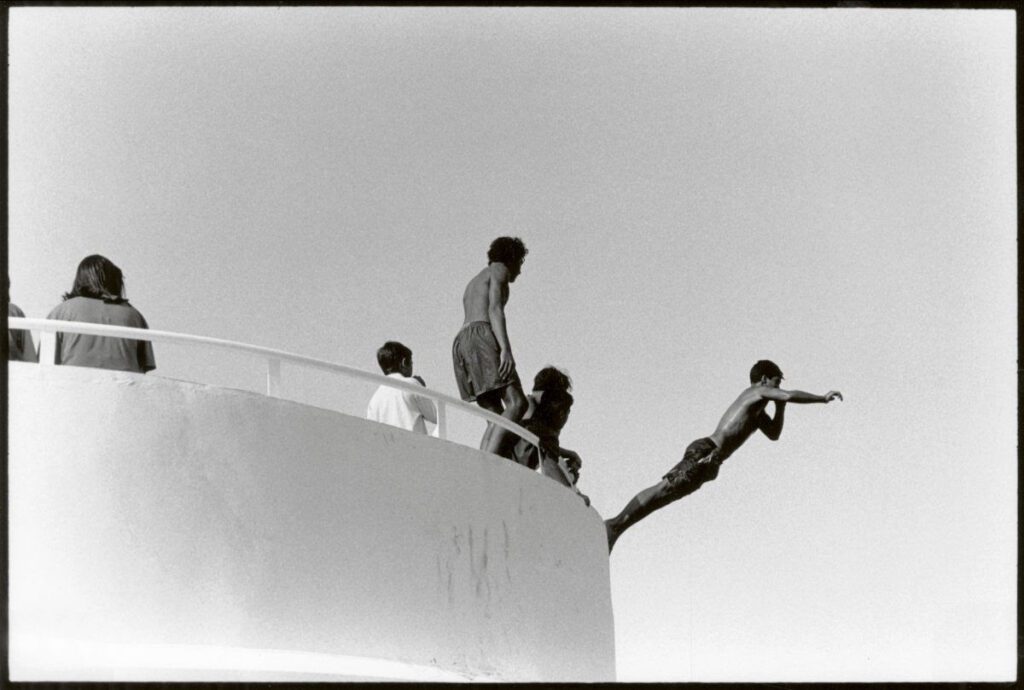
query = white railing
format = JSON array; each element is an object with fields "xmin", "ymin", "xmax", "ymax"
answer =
[{"xmin": 8, "ymin": 317, "xmax": 540, "ymax": 452}]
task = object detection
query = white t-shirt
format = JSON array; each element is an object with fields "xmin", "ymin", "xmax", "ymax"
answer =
[{"xmin": 366, "ymin": 373, "xmax": 438, "ymax": 435}]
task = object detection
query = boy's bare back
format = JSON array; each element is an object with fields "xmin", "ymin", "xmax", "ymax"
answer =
[
  {"xmin": 452, "ymin": 237, "xmax": 528, "ymax": 454},
  {"xmin": 710, "ymin": 380, "xmax": 843, "ymax": 460},
  {"xmin": 462, "ymin": 265, "xmax": 509, "ymax": 325},
  {"xmin": 708, "ymin": 386, "xmax": 775, "ymax": 459}
]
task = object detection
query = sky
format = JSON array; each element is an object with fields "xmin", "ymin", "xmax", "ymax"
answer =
[{"xmin": 7, "ymin": 6, "xmax": 1017, "ymax": 682}]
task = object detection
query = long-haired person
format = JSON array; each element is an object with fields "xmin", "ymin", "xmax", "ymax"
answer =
[
  {"xmin": 46, "ymin": 255, "xmax": 156, "ymax": 373},
  {"xmin": 7, "ymin": 276, "xmax": 38, "ymax": 362}
]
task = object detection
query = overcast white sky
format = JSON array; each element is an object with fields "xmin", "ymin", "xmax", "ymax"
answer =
[{"xmin": 8, "ymin": 7, "xmax": 1016, "ymax": 682}]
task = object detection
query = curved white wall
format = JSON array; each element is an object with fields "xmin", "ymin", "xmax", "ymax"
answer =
[{"xmin": 8, "ymin": 363, "xmax": 616, "ymax": 682}]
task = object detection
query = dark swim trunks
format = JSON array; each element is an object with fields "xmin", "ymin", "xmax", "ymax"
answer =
[
  {"xmin": 662, "ymin": 437, "xmax": 722, "ymax": 498},
  {"xmin": 452, "ymin": 321, "xmax": 521, "ymax": 402}
]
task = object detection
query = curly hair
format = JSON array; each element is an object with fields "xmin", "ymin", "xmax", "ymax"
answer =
[
  {"xmin": 487, "ymin": 236, "xmax": 528, "ymax": 268},
  {"xmin": 533, "ymin": 366, "xmax": 572, "ymax": 393},
  {"xmin": 749, "ymin": 359, "xmax": 784, "ymax": 383},
  {"xmin": 63, "ymin": 255, "xmax": 127, "ymax": 303}
]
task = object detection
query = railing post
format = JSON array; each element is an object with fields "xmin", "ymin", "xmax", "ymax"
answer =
[
  {"xmin": 38, "ymin": 331, "xmax": 55, "ymax": 366},
  {"xmin": 266, "ymin": 358, "xmax": 280, "ymax": 397},
  {"xmin": 435, "ymin": 401, "xmax": 447, "ymax": 440}
]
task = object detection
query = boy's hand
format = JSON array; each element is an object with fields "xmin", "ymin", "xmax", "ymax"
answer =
[
  {"xmin": 499, "ymin": 349, "xmax": 515, "ymax": 378},
  {"xmin": 560, "ymin": 449, "xmax": 582, "ymax": 467},
  {"xmin": 824, "ymin": 391, "xmax": 843, "ymax": 403}
]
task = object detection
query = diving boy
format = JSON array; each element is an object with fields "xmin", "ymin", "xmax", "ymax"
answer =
[{"xmin": 605, "ymin": 360, "xmax": 842, "ymax": 551}]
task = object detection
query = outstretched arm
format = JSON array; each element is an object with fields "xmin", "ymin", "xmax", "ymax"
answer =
[
  {"xmin": 761, "ymin": 388, "xmax": 843, "ymax": 404},
  {"xmin": 487, "ymin": 264, "xmax": 514, "ymax": 378}
]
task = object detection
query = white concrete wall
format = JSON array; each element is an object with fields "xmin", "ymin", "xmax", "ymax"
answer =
[{"xmin": 8, "ymin": 363, "xmax": 616, "ymax": 682}]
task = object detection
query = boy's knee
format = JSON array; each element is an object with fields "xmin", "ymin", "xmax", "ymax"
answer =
[
  {"xmin": 656, "ymin": 481, "xmax": 681, "ymax": 504},
  {"xmin": 666, "ymin": 474, "xmax": 712, "ymax": 504},
  {"xmin": 505, "ymin": 386, "xmax": 527, "ymax": 419}
]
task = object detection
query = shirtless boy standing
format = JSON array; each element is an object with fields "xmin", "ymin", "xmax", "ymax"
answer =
[
  {"xmin": 605, "ymin": 360, "xmax": 842, "ymax": 551},
  {"xmin": 452, "ymin": 237, "xmax": 529, "ymax": 455}
]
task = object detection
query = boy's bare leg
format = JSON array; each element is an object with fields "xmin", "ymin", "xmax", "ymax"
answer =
[
  {"xmin": 476, "ymin": 392, "xmax": 504, "ymax": 451},
  {"xmin": 482, "ymin": 384, "xmax": 527, "ymax": 456},
  {"xmin": 605, "ymin": 477, "xmax": 707, "ymax": 552},
  {"xmin": 491, "ymin": 414, "xmax": 522, "ymax": 459},
  {"xmin": 605, "ymin": 481, "xmax": 672, "ymax": 551}
]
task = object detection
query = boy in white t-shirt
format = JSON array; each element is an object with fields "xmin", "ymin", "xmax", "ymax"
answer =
[{"xmin": 366, "ymin": 341, "xmax": 437, "ymax": 435}]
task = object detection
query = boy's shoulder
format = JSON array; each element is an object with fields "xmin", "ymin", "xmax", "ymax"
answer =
[
  {"xmin": 487, "ymin": 262, "xmax": 512, "ymax": 282},
  {"xmin": 732, "ymin": 383, "xmax": 771, "ymax": 406}
]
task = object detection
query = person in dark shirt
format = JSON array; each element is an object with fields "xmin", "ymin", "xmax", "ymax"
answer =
[
  {"xmin": 511, "ymin": 388, "xmax": 589, "ymax": 505},
  {"xmin": 7, "ymin": 276, "xmax": 38, "ymax": 362},
  {"xmin": 523, "ymin": 366, "xmax": 584, "ymax": 469},
  {"xmin": 46, "ymin": 255, "xmax": 155, "ymax": 373},
  {"xmin": 512, "ymin": 388, "xmax": 573, "ymax": 471}
]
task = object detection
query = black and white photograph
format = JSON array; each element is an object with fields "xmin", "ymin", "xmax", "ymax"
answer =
[{"xmin": 5, "ymin": 5, "xmax": 1016, "ymax": 682}]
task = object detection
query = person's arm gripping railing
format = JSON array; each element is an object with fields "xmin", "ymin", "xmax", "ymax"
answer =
[{"xmin": 9, "ymin": 318, "xmax": 539, "ymax": 452}]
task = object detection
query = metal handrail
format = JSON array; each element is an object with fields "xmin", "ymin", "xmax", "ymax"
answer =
[{"xmin": 8, "ymin": 317, "xmax": 540, "ymax": 450}]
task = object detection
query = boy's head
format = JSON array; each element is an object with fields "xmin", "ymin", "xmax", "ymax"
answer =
[
  {"xmin": 533, "ymin": 366, "xmax": 572, "ymax": 394},
  {"xmin": 377, "ymin": 341, "xmax": 413, "ymax": 377},
  {"xmin": 533, "ymin": 388, "xmax": 574, "ymax": 431},
  {"xmin": 487, "ymin": 236, "xmax": 528, "ymax": 281},
  {"xmin": 750, "ymin": 359, "xmax": 784, "ymax": 386}
]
